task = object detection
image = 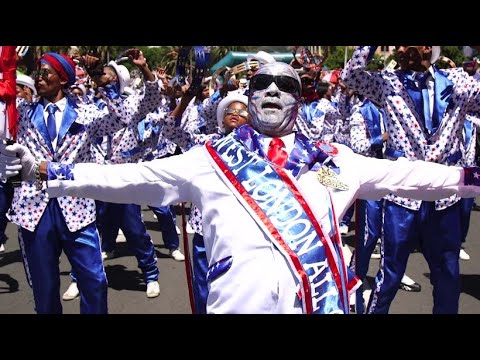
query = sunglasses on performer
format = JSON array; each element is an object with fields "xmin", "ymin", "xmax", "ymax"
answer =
[
  {"xmin": 250, "ymin": 74, "xmax": 300, "ymax": 94},
  {"xmin": 32, "ymin": 69, "xmax": 52, "ymax": 79},
  {"xmin": 225, "ymin": 108, "xmax": 249, "ymax": 118},
  {"xmin": 301, "ymin": 77, "xmax": 314, "ymax": 86}
]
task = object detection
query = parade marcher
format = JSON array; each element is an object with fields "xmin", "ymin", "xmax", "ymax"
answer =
[
  {"xmin": 347, "ymin": 95, "xmax": 420, "ymax": 312},
  {"xmin": 0, "ymin": 46, "xmax": 18, "ymax": 253},
  {"xmin": 3, "ymin": 49, "xmax": 162, "ymax": 314},
  {"xmin": 341, "ymin": 45, "xmax": 480, "ymax": 314},
  {"xmin": 2, "ymin": 72, "xmax": 38, "ymax": 254},
  {"xmin": 458, "ymin": 114, "xmax": 477, "ymax": 261},
  {"xmin": 16, "ymin": 73, "xmax": 37, "ymax": 103},
  {"xmin": 62, "ymin": 57, "xmax": 163, "ymax": 300},
  {"xmin": 4, "ymin": 61, "xmax": 480, "ymax": 314}
]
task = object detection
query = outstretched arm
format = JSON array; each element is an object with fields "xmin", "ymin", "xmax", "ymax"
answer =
[
  {"xmin": 337, "ymin": 146, "xmax": 478, "ymax": 200},
  {"xmin": 340, "ymin": 46, "xmax": 386, "ymax": 105}
]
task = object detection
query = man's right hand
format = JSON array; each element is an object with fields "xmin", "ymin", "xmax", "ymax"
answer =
[
  {"xmin": 0, "ymin": 141, "xmax": 22, "ymax": 180},
  {"xmin": 0, "ymin": 142, "xmax": 36, "ymax": 182}
]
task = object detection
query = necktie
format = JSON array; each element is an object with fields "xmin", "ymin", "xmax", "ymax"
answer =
[
  {"xmin": 267, "ymin": 137, "xmax": 288, "ymax": 167},
  {"xmin": 404, "ymin": 72, "xmax": 432, "ymax": 133},
  {"xmin": 417, "ymin": 72, "xmax": 433, "ymax": 133},
  {"xmin": 46, "ymin": 104, "xmax": 58, "ymax": 141}
]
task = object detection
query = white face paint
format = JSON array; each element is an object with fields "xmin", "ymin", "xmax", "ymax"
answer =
[{"xmin": 248, "ymin": 62, "xmax": 301, "ymax": 137}]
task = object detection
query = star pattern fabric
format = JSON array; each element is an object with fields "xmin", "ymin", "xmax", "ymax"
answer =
[
  {"xmin": 295, "ymin": 97, "xmax": 348, "ymax": 143},
  {"xmin": 464, "ymin": 167, "xmax": 480, "ymax": 186},
  {"xmin": 8, "ymin": 80, "xmax": 163, "ymax": 232},
  {"xmin": 342, "ymin": 46, "xmax": 480, "ymax": 211},
  {"xmin": 460, "ymin": 115, "xmax": 478, "ymax": 168}
]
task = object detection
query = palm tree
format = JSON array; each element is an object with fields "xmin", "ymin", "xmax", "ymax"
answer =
[
  {"xmin": 159, "ymin": 46, "xmax": 181, "ymax": 76},
  {"xmin": 76, "ymin": 46, "xmax": 126, "ymax": 63}
]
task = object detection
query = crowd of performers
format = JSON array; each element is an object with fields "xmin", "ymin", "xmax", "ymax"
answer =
[{"xmin": 0, "ymin": 45, "xmax": 480, "ymax": 314}]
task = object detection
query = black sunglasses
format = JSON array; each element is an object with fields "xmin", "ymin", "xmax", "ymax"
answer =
[
  {"xmin": 250, "ymin": 74, "xmax": 300, "ymax": 94},
  {"xmin": 32, "ymin": 68, "xmax": 52, "ymax": 79},
  {"xmin": 301, "ymin": 77, "xmax": 314, "ymax": 86}
]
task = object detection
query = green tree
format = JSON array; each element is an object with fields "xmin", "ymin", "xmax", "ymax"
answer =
[
  {"xmin": 323, "ymin": 46, "xmax": 354, "ymax": 70},
  {"xmin": 138, "ymin": 47, "xmax": 170, "ymax": 70},
  {"xmin": 438, "ymin": 46, "xmax": 466, "ymax": 68},
  {"xmin": 76, "ymin": 46, "xmax": 127, "ymax": 63}
]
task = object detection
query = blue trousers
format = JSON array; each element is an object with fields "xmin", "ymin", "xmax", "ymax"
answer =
[
  {"xmin": 368, "ymin": 200, "xmax": 462, "ymax": 314},
  {"xmin": 70, "ymin": 200, "xmax": 106, "ymax": 284},
  {"xmin": 0, "ymin": 181, "xmax": 13, "ymax": 245},
  {"xmin": 350, "ymin": 198, "xmax": 384, "ymax": 314},
  {"xmin": 94, "ymin": 200, "xmax": 107, "ymax": 235},
  {"xmin": 149, "ymin": 205, "xmax": 180, "ymax": 250},
  {"xmin": 459, "ymin": 198, "xmax": 474, "ymax": 244},
  {"xmin": 19, "ymin": 200, "xmax": 107, "ymax": 314},
  {"xmin": 100, "ymin": 202, "xmax": 159, "ymax": 284},
  {"xmin": 192, "ymin": 232, "xmax": 208, "ymax": 314},
  {"xmin": 341, "ymin": 203, "xmax": 355, "ymax": 226}
]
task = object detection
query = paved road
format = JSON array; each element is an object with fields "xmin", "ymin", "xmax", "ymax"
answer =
[{"xmin": 1, "ymin": 204, "xmax": 479, "ymax": 314}]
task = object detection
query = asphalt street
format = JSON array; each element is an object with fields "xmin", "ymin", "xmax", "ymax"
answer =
[{"xmin": 1, "ymin": 204, "xmax": 479, "ymax": 314}]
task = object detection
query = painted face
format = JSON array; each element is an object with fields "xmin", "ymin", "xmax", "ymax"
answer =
[
  {"xmin": 395, "ymin": 46, "xmax": 432, "ymax": 72},
  {"xmin": 248, "ymin": 62, "xmax": 301, "ymax": 137}
]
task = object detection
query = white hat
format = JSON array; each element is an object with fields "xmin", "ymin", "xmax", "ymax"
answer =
[
  {"xmin": 216, "ymin": 93, "xmax": 249, "ymax": 131},
  {"xmin": 70, "ymin": 83, "xmax": 87, "ymax": 96},
  {"xmin": 246, "ymin": 51, "xmax": 276, "ymax": 68},
  {"xmin": 431, "ymin": 46, "xmax": 441, "ymax": 64},
  {"xmin": 108, "ymin": 60, "xmax": 131, "ymax": 95},
  {"xmin": 16, "ymin": 73, "xmax": 37, "ymax": 95}
]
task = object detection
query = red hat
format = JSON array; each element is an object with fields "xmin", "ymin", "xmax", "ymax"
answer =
[{"xmin": 38, "ymin": 53, "xmax": 76, "ymax": 87}]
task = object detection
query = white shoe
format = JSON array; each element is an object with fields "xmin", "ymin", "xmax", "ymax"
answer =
[
  {"xmin": 339, "ymin": 224, "xmax": 349, "ymax": 235},
  {"xmin": 371, "ymin": 244, "xmax": 381, "ymax": 259},
  {"xmin": 0, "ymin": 243, "xmax": 4, "ymax": 253},
  {"xmin": 399, "ymin": 274, "xmax": 421, "ymax": 292},
  {"xmin": 116, "ymin": 229, "xmax": 126, "ymax": 243},
  {"xmin": 175, "ymin": 226, "xmax": 181, "ymax": 235},
  {"xmin": 186, "ymin": 223, "xmax": 195, "ymax": 234},
  {"xmin": 169, "ymin": 248, "xmax": 185, "ymax": 262},
  {"xmin": 62, "ymin": 282, "xmax": 80, "ymax": 301},
  {"xmin": 460, "ymin": 248, "xmax": 471, "ymax": 261},
  {"xmin": 101, "ymin": 251, "xmax": 115, "ymax": 260},
  {"xmin": 146, "ymin": 281, "xmax": 160, "ymax": 298}
]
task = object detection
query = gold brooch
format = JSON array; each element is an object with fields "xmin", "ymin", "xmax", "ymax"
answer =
[{"xmin": 316, "ymin": 166, "xmax": 349, "ymax": 191}]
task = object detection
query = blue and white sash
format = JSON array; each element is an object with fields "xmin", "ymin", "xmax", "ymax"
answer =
[{"xmin": 205, "ymin": 132, "xmax": 352, "ymax": 314}]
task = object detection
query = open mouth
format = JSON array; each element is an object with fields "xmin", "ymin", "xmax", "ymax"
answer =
[{"xmin": 262, "ymin": 102, "xmax": 282, "ymax": 110}]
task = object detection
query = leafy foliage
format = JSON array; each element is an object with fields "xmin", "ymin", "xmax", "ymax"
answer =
[
  {"xmin": 437, "ymin": 46, "xmax": 466, "ymax": 69},
  {"xmin": 323, "ymin": 46, "xmax": 355, "ymax": 70}
]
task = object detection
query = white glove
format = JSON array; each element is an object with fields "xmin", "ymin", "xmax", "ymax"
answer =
[
  {"xmin": 0, "ymin": 142, "xmax": 36, "ymax": 182},
  {"xmin": 0, "ymin": 141, "xmax": 21, "ymax": 180}
]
